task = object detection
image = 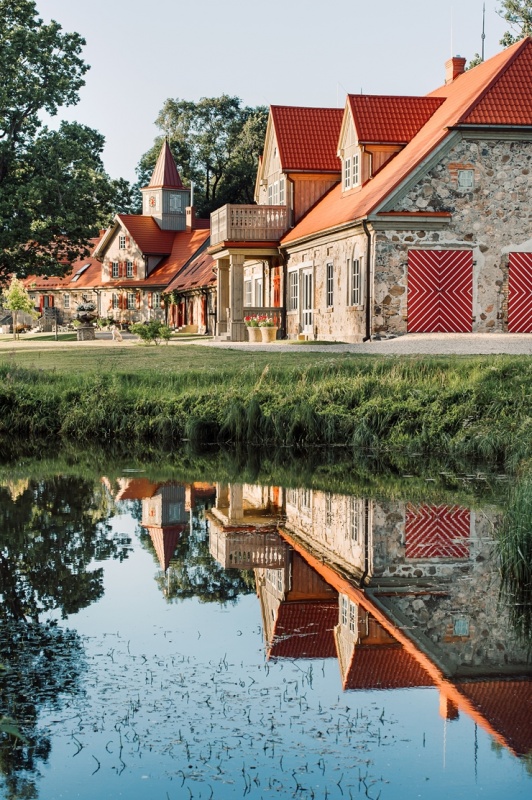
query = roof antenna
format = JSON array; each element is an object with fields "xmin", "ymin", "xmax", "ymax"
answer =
[{"xmin": 481, "ymin": 2, "xmax": 486, "ymax": 61}]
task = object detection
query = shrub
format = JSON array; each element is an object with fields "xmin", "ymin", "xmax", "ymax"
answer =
[{"xmin": 131, "ymin": 320, "xmax": 172, "ymax": 345}]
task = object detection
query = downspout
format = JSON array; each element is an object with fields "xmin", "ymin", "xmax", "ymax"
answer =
[
  {"xmin": 361, "ymin": 499, "xmax": 370, "ymax": 586},
  {"xmin": 279, "ymin": 247, "xmax": 287, "ymax": 339},
  {"xmin": 362, "ymin": 218, "xmax": 372, "ymax": 342}
]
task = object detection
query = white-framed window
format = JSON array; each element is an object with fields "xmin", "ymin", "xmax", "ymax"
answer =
[
  {"xmin": 326, "ymin": 262, "xmax": 334, "ymax": 307},
  {"xmin": 348, "ymin": 600, "xmax": 357, "ymax": 633},
  {"xmin": 349, "ymin": 257, "xmax": 363, "ymax": 306},
  {"xmin": 152, "ymin": 292, "xmax": 161, "ymax": 308},
  {"xmin": 169, "ymin": 193, "xmax": 183, "ymax": 212},
  {"xmin": 352, "ymin": 152, "xmax": 360, "ymax": 186},
  {"xmin": 325, "ymin": 492, "xmax": 333, "ymax": 525},
  {"xmin": 348, "ymin": 497, "xmax": 364, "ymax": 542},
  {"xmin": 279, "ymin": 177, "xmax": 285, "ymax": 205},
  {"xmin": 458, "ymin": 169, "xmax": 474, "ymax": 190},
  {"xmin": 453, "ymin": 617, "xmax": 470, "ymax": 637},
  {"xmin": 112, "ymin": 261, "xmax": 119, "ymax": 279},
  {"xmin": 244, "ymin": 280, "xmax": 252, "ymax": 307},
  {"xmin": 126, "ymin": 261, "xmax": 133, "ymax": 278},
  {"xmin": 127, "ymin": 292, "xmax": 136, "ymax": 310},
  {"xmin": 119, "ymin": 234, "xmax": 126, "ymax": 250},
  {"xmin": 63, "ymin": 294, "xmax": 70, "ymax": 309},
  {"xmin": 344, "ymin": 157, "xmax": 351, "ymax": 190},
  {"xmin": 268, "ymin": 185, "xmax": 273, "ymax": 204},
  {"xmin": 112, "ymin": 293, "xmax": 119, "ymax": 309},
  {"xmin": 289, "ymin": 270, "xmax": 299, "ymax": 311},
  {"xmin": 300, "ymin": 488, "xmax": 312, "ymax": 511},
  {"xmin": 341, "ymin": 595, "xmax": 348, "ymax": 627},
  {"xmin": 254, "ymin": 278, "xmax": 263, "ymax": 306},
  {"xmin": 272, "ymin": 181, "xmax": 279, "ymax": 205}
]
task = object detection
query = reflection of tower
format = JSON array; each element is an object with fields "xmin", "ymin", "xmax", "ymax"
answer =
[{"xmin": 141, "ymin": 484, "xmax": 188, "ymax": 571}]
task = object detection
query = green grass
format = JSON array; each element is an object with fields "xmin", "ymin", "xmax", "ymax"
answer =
[{"xmin": 1, "ymin": 346, "xmax": 532, "ymax": 472}]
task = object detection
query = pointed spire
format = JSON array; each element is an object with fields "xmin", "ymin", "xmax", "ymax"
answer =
[{"xmin": 148, "ymin": 139, "xmax": 184, "ymax": 189}]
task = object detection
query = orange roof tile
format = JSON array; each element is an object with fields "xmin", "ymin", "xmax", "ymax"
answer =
[
  {"xmin": 117, "ymin": 215, "xmax": 176, "ymax": 255},
  {"xmin": 348, "ymin": 95, "xmax": 444, "ymax": 144},
  {"xmin": 282, "ymin": 37, "xmax": 532, "ymax": 245},
  {"xmin": 343, "ymin": 644, "xmax": 434, "ymax": 691},
  {"xmin": 268, "ymin": 600, "xmax": 338, "ymax": 660},
  {"xmin": 147, "ymin": 139, "xmax": 185, "ymax": 189},
  {"xmin": 271, "ymin": 106, "xmax": 343, "ymax": 173},
  {"xmin": 165, "ymin": 247, "xmax": 215, "ymax": 293},
  {"xmin": 147, "ymin": 228, "xmax": 210, "ymax": 288},
  {"xmin": 24, "ymin": 236, "xmax": 104, "ymax": 291}
]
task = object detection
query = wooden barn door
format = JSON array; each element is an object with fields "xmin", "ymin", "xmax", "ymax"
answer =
[
  {"xmin": 408, "ymin": 250, "xmax": 473, "ymax": 332},
  {"xmin": 508, "ymin": 252, "xmax": 532, "ymax": 332}
]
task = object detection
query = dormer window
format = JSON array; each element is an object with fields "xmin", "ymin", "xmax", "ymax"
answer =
[
  {"xmin": 169, "ymin": 193, "xmax": 183, "ymax": 212},
  {"xmin": 353, "ymin": 152, "xmax": 360, "ymax": 186},
  {"xmin": 119, "ymin": 234, "xmax": 126, "ymax": 250},
  {"xmin": 344, "ymin": 158, "xmax": 351, "ymax": 190},
  {"xmin": 279, "ymin": 178, "xmax": 285, "ymax": 205}
]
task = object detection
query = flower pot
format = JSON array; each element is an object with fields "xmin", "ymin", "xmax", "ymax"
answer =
[
  {"xmin": 247, "ymin": 326, "xmax": 262, "ymax": 342},
  {"xmin": 260, "ymin": 326, "xmax": 278, "ymax": 343}
]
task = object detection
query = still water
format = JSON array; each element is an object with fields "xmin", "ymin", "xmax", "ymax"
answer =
[{"xmin": 0, "ymin": 458, "xmax": 530, "ymax": 800}]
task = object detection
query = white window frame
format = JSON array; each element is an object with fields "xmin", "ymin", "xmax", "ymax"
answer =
[
  {"xmin": 112, "ymin": 293, "xmax": 119, "ymax": 310},
  {"xmin": 244, "ymin": 280, "xmax": 252, "ymax": 307},
  {"xmin": 272, "ymin": 181, "xmax": 279, "ymax": 205},
  {"xmin": 127, "ymin": 292, "xmax": 136, "ymax": 310},
  {"xmin": 344, "ymin": 157, "xmax": 351, "ymax": 190},
  {"xmin": 268, "ymin": 185, "xmax": 273, "ymax": 204},
  {"xmin": 112, "ymin": 261, "xmax": 119, "ymax": 279},
  {"xmin": 126, "ymin": 261, "xmax": 133, "ymax": 278},
  {"xmin": 348, "ymin": 600, "xmax": 357, "ymax": 633},
  {"xmin": 352, "ymin": 152, "xmax": 360, "ymax": 186},
  {"xmin": 348, "ymin": 257, "xmax": 363, "ymax": 307},
  {"xmin": 279, "ymin": 177, "xmax": 285, "ymax": 205},
  {"xmin": 457, "ymin": 169, "xmax": 474, "ymax": 190},
  {"xmin": 288, "ymin": 270, "xmax": 299, "ymax": 311},
  {"xmin": 169, "ymin": 193, "xmax": 183, "ymax": 212},
  {"xmin": 254, "ymin": 278, "xmax": 263, "ymax": 307},
  {"xmin": 341, "ymin": 595, "xmax": 348, "ymax": 627},
  {"xmin": 326, "ymin": 262, "xmax": 334, "ymax": 308},
  {"xmin": 152, "ymin": 292, "xmax": 161, "ymax": 309},
  {"xmin": 348, "ymin": 497, "xmax": 364, "ymax": 542},
  {"xmin": 119, "ymin": 234, "xmax": 126, "ymax": 250}
]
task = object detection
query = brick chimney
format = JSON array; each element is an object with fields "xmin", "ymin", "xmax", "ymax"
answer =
[
  {"xmin": 445, "ymin": 55, "xmax": 467, "ymax": 84},
  {"xmin": 186, "ymin": 206, "xmax": 196, "ymax": 231}
]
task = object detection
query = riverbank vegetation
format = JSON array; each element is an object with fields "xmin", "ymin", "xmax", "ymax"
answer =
[{"xmin": 1, "ymin": 347, "xmax": 532, "ymax": 474}]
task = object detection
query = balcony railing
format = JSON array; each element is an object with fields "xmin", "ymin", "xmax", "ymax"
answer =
[{"xmin": 210, "ymin": 204, "xmax": 289, "ymax": 246}]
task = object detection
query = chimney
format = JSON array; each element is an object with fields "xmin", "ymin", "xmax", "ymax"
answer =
[
  {"xmin": 445, "ymin": 55, "xmax": 467, "ymax": 84},
  {"xmin": 186, "ymin": 206, "xmax": 196, "ymax": 232}
]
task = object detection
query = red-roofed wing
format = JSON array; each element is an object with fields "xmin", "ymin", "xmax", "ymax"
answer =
[{"xmin": 271, "ymin": 106, "xmax": 343, "ymax": 172}]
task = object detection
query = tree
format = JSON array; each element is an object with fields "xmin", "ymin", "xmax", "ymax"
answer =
[
  {"xmin": 0, "ymin": 1, "xmax": 117, "ymax": 282},
  {"xmin": 2, "ymin": 276, "xmax": 35, "ymax": 339},
  {"xmin": 498, "ymin": 1, "xmax": 532, "ymax": 46},
  {"xmin": 136, "ymin": 97, "xmax": 268, "ymax": 217}
]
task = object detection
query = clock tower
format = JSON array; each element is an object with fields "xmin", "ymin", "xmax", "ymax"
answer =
[{"xmin": 141, "ymin": 139, "xmax": 191, "ymax": 230}]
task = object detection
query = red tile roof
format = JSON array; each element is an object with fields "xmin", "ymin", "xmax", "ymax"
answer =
[
  {"xmin": 147, "ymin": 525, "xmax": 186, "ymax": 571},
  {"xmin": 268, "ymin": 600, "xmax": 338, "ymax": 660},
  {"xmin": 271, "ymin": 106, "xmax": 343, "ymax": 173},
  {"xmin": 282, "ymin": 37, "xmax": 532, "ymax": 245},
  {"xmin": 348, "ymin": 95, "xmax": 445, "ymax": 144},
  {"xmin": 342, "ymin": 644, "xmax": 434, "ymax": 691},
  {"xmin": 117, "ymin": 215, "xmax": 176, "ymax": 255},
  {"xmin": 147, "ymin": 228, "xmax": 210, "ymax": 288},
  {"xmin": 165, "ymin": 247, "xmax": 215, "ymax": 293},
  {"xmin": 147, "ymin": 139, "xmax": 185, "ymax": 189},
  {"xmin": 24, "ymin": 236, "xmax": 104, "ymax": 291},
  {"xmin": 455, "ymin": 679, "xmax": 532, "ymax": 757}
]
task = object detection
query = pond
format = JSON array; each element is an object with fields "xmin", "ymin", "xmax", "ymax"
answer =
[{"xmin": 0, "ymin": 451, "xmax": 530, "ymax": 800}]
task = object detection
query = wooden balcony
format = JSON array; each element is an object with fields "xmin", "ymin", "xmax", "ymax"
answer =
[{"xmin": 210, "ymin": 204, "xmax": 289, "ymax": 246}]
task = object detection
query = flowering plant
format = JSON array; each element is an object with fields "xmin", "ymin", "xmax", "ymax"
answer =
[
  {"xmin": 258, "ymin": 315, "xmax": 276, "ymax": 327},
  {"xmin": 244, "ymin": 315, "xmax": 259, "ymax": 327}
]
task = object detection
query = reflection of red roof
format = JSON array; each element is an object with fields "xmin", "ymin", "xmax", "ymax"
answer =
[
  {"xmin": 116, "ymin": 478, "xmax": 159, "ymax": 501},
  {"xmin": 343, "ymin": 644, "xmax": 434, "ymax": 691},
  {"xmin": 147, "ymin": 524, "xmax": 186, "ymax": 571},
  {"xmin": 165, "ymin": 247, "xmax": 215, "ymax": 293},
  {"xmin": 348, "ymin": 95, "xmax": 444, "ymax": 144},
  {"xmin": 147, "ymin": 140, "xmax": 184, "ymax": 189},
  {"xmin": 455, "ymin": 679, "xmax": 532, "ymax": 757},
  {"xmin": 283, "ymin": 38, "xmax": 532, "ymax": 245},
  {"xmin": 271, "ymin": 106, "xmax": 343, "ymax": 173},
  {"xmin": 268, "ymin": 601, "xmax": 338, "ymax": 660}
]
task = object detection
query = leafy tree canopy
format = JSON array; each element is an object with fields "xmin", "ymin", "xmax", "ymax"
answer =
[
  {"xmin": 0, "ymin": 1, "xmax": 122, "ymax": 283},
  {"xmin": 136, "ymin": 96, "xmax": 268, "ymax": 217},
  {"xmin": 498, "ymin": 0, "xmax": 532, "ymax": 45}
]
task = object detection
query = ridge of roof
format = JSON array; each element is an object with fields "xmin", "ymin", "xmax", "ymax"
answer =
[
  {"xmin": 282, "ymin": 39, "xmax": 531, "ymax": 246},
  {"xmin": 148, "ymin": 139, "xmax": 185, "ymax": 189}
]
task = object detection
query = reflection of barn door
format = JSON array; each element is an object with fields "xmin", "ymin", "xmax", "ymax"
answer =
[
  {"xmin": 508, "ymin": 253, "xmax": 532, "ymax": 332},
  {"xmin": 302, "ymin": 270, "xmax": 313, "ymax": 334},
  {"xmin": 408, "ymin": 250, "xmax": 473, "ymax": 332},
  {"xmin": 405, "ymin": 505, "xmax": 470, "ymax": 559}
]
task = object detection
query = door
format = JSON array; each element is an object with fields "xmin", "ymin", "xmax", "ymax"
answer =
[
  {"xmin": 408, "ymin": 250, "xmax": 473, "ymax": 332},
  {"xmin": 302, "ymin": 270, "xmax": 313, "ymax": 334},
  {"xmin": 508, "ymin": 252, "xmax": 532, "ymax": 332}
]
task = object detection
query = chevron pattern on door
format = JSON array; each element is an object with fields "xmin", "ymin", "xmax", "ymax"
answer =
[
  {"xmin": 405, "ymin": 504, "xmax": 470, "ymax": 559},
  {"xmin": 508, "ymin": 252, "xmax": 532, "ymax": 332},
  {"xmin": 407, "ymin": 250, "xmax": 473, "ymax": 332}
]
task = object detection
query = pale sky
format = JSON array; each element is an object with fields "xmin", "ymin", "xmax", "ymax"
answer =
[{"xmin": 40, "ymin": 0, "xmax": 510, "ymax": 183}]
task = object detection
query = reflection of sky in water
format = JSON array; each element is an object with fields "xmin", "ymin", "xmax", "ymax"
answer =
[{"xmin": 30, "ymin": 505, "xmax": 530, "ymax": 800}]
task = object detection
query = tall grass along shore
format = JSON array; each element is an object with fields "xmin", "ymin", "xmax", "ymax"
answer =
[{"xmin": 1, "ymin": 346, "xmax": 532, "ymax": 474}]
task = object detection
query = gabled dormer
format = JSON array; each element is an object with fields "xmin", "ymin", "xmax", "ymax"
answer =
[
  {"xmin": 141, "ymin": 140, "xmax": 191, "ymax": 230},
  {"xmin": 338, "ymin": 95, "xmax": 445, "ymax": 193}
]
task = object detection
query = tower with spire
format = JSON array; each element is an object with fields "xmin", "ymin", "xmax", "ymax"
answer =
[{"xmin": 141, "ymin": 140, "xmax": 191, "ymax": 231}]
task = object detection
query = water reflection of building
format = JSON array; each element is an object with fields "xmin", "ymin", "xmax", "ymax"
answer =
[{"xmin": 207, "ymin": 482, "xmax": 532, "ymax": 760}]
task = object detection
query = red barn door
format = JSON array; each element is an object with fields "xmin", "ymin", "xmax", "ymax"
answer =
[
  {"xmin": 508, "ymin": 252, "xmax": 532, "ymax": 332},
  {"xmin": 408, "ymin": 250, "xmax": 473, "ymax": 332}
]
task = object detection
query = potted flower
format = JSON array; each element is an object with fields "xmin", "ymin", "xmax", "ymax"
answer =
[
  {"xmin": 245, "ymin": 315, "xmax": 262, "ymax": 342},
  {"xmin": 258, "ymin": 315, "xmax": 278, "ymax": 343}
]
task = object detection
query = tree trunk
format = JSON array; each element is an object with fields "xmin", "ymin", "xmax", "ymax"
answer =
[{"xmin": 13, "ymin": 309, "xmax": 17, "ymax": 340}]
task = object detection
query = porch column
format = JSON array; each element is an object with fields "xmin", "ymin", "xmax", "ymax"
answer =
[
  {"xmin": 216, "ymin": 258, "xmax": 229, "ymax": 336},
  {"xmin": 229, "ymin": 253, "xmax": 246, "ymax": 342},
  {"xmin": 228, "ymin": 484, "xmax": 244, "ymax": 522}
]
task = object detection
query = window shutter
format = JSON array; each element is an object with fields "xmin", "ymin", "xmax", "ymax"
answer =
[
  {"xmin": 148, "ymin": 292, "xmax": 152, "ymax": 309},
  {"xmin": 49, "ymin": 295, "xmax": 54, "ymax": 308},
  {"xmin": 39, "ymin": 296, "xmax": 44, "ymax": 313},
  {"xmin": 126, "ymin": 236, "xmax": 130, "ymax": 248},
  {"xmin": 136, "ymin": 291, "xmax": 141, "ymax": 310},
  {"xmin": 133, "ymin": 261, "xmax": 138, "ymax": 278}
]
